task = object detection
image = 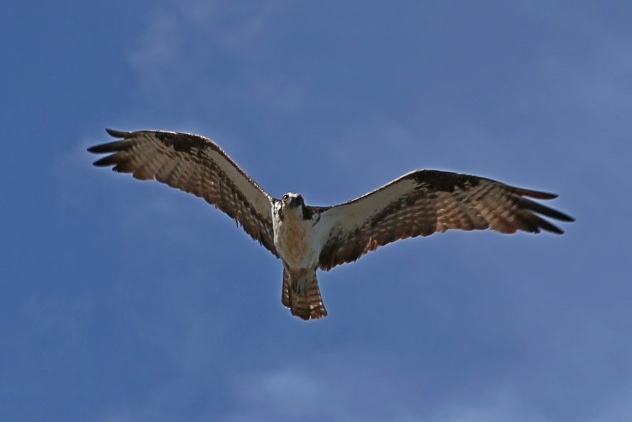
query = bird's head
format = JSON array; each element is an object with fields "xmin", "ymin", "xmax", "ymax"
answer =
[
  {"xmin": 281, "ymin": 192, "xmax": 310, "ymax": 220},
  {"xmin": 282, "ymin": 192, "xmax": 304, "ymax": 208},
  {"xmin": 275, "ymin": 192, "xmax": 314, "ymax": 220}
]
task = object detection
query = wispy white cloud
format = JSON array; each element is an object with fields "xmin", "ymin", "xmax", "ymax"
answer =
[
  {"xmin": 427, "ymin": 384, "xmax": 546, "ymax": 422},
  {"xmin": 126, "ymin": 0, "xmax": 305, "ymax": 117},
  {"xmin": 128, "ymin": 9, "xmax": 181, "ymax": 98},
  {"xmin": 223, "ymin": 355, "xmax": 544, "ymax": 422}
]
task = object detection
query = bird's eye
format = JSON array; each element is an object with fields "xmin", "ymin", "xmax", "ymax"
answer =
[{"xmin": 282, "ymin": 194, "xmax": 289, "ymax": 202}]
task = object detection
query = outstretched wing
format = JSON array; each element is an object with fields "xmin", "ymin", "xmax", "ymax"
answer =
[
  {"xmin": 88, "ymin": 129, "xmax": 278, "ymax": 257},
  {"xmin": 318, "ymin": 169, "xmax": 574, "ymax": 270}
]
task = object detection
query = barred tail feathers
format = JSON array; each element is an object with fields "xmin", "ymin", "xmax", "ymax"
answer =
[{"xmin": 281, "ymin": 268, "xmax": 328, "ymax": 320}]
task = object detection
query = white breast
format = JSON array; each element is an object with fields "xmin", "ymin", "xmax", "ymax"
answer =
[{"xmin": 273, "ymin": 206, "xmax": 328, "ymax": 269}]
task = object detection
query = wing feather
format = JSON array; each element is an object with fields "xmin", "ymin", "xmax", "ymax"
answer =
[
  {"xmin": 88, "ymin": 129, "xmax": 278, "ymax": 256},
  {"xmin": 318, "ymin": 169, "xmax": 574, "ymax": 270}
]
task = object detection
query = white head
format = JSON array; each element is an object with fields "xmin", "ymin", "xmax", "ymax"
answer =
[
  {"xmin": 281, "ymin": 192, "xmax": 305, "ymax": 212},
  {"xmin": 275, "ymin": 192, "xmax": 318, "ymax": 223}
]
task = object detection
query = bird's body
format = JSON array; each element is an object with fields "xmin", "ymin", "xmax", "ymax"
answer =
[
  {"xmin": 88, "ymin": 129, "xmax": 574, "ymax": 320},
  {"xmin": 272, "ymin": 193, "xmax": 322, "ymax": 269},
  {"xmin": 272, "ymin": 193, "xmax": 331, "ymax": 318}
]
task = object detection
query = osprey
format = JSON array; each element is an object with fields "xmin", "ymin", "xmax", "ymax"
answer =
[{"xmin": 88, "ymin": 129, "xmax": 574, "ymax": 320}]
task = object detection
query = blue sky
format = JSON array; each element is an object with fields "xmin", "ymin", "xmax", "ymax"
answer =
[{"xmin": 2, "ymin": 1, "xmax": 631, "ymax": 421}]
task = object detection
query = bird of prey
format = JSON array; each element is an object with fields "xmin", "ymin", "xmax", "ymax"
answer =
[{"xmin": 88, "ymin": 129, "xmax": 574, "ymax": 320}]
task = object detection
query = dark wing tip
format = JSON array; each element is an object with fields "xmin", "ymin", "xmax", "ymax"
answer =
[
  {"xmin": 554, "ymin": 210, "xmax": 575, "ymax": 223},
  {"xmin": 547, "ymin": 226, "xmax": 565, "ymax": 235},
  {"xmin": 87, "ymin": 129, "xmax": 133, "ymax": 166},
  {"xmin": 87, "ymin": 140, "xmax": 127, "ymax": 155},
  {"xmin": 105, "ymin": 128, "xmax": 131, "ymax": 138},
  {"xmin": 535, "ymin": 217, "xmax": 566, "ymax": 234},
  {"xmin": 86, "ymin": 144, "xmax": 100, "ymax": 153},
  {"xmin": 92, "ymin": 155, "xmax": 119, "ymax": 167},
  {"xmin": 514, "ymin": 187, "xmax": 558, "ymax": 200},
  {"xmin": 513, "ymin": 190, "xmax": 575, "ymax": 234},
  {"xmin": 87, "ymin": 129, "xmax": 131, "ymax": 154},
  {"xmin": 517, "ymin": 195, "xmax": 575, "ymax": 223}
]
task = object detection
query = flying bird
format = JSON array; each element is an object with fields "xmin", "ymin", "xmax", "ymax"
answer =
[{"xmin": 88, "ymin": 129, "xmax": 574, "ymax": 320}]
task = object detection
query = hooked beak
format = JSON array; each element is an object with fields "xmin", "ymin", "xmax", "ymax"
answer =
[{"xmin": 288, "ymin": 196, "xmax": 301, "ymax": 208}]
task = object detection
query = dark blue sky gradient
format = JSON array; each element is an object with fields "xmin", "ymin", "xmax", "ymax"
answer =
[{"xmin": 2, "ymin": 1, "xmax": 631, "ymax": 421}]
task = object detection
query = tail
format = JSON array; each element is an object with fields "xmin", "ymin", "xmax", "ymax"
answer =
[{"xmin": 281, "ymin": 268, "xmax": 328, "ymax": 320}]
